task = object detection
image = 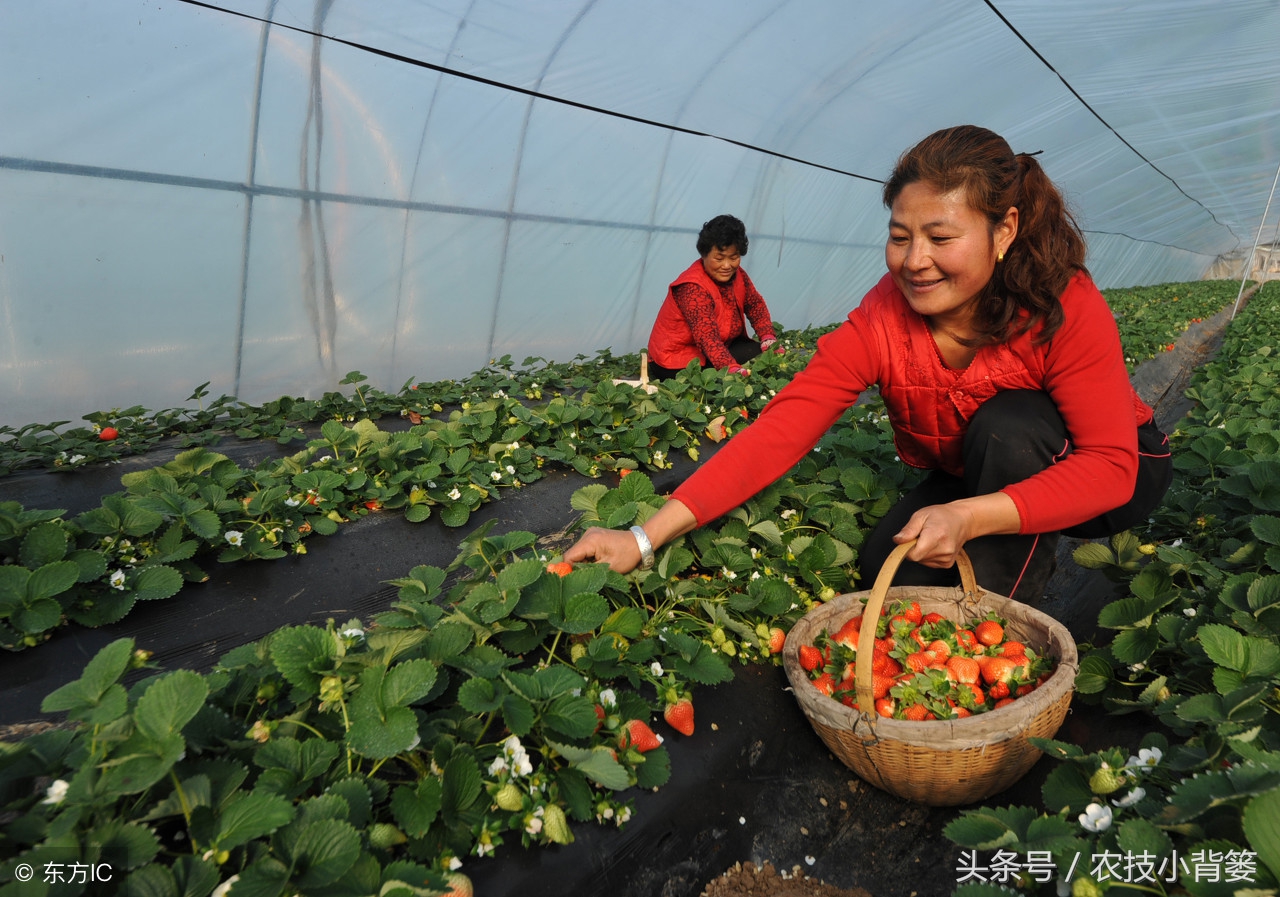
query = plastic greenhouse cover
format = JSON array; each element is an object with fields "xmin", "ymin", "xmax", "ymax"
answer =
[{"xmin": 2, "ymin": 0, "xmax": 1279, "ymax": 429}]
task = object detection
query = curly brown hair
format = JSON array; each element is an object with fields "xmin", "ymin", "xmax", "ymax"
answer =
[{"xmin": 882, "ymin": 125, "xmax": 1087, "ymax": 344}]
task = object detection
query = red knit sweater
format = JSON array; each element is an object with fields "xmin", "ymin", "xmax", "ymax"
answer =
[{"xmin": 673, "ymin": 271, "xmax": 1154, "ymax": 536}]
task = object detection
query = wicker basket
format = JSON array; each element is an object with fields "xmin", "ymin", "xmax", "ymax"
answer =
[{"xmin": 782, "ymin": 540, "xmax": 1078, "ymax": 806}]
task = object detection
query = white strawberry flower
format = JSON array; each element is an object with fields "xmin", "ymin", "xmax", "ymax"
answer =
[
  {"xmin": 42, "ymin": 779, "xmax": 69, "ymax": 805},
  {"xmin": 211, "ymin": 876, "xmax": 240, "ymax": 897},
  {"xmin": 448, "ymin": 857, "xmax": 463, "ymax": 871},
  {"xmin": 1126, "ymin": 746, "xmax": 1163, "ymax": 769},
  {"xmin": 1078, "ymin": 802, "xmax": 1113, "ymax": 832},
  {"xmin": 599, "ymin": 688, "xmax": 617, "ymax": 708},
  {"xmin": 650, "ymin": 662, "xmax": 663, "ymax": 677},
  {"xmin": 109, "ymin": 569, "xmax": 127, "ymax": 591},
  {"xmin": 491, "ymin": 470, "xmax": 503, "ymax": 482},
  {"xmin": 1111, "ymin": 787, "xmax": 1146, "ymax": 807},
  {"xmin": 448, "ymin": 487, "xmax": 462, "ymax": 500},
  {"xmin": 224, "ymin": 530, "xmax": 244, "ymax": 547}
]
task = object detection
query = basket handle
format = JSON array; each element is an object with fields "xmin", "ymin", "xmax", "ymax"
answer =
[{"xmin": 854, "ymin": 540, "xmax": 980, "ymax": 718}]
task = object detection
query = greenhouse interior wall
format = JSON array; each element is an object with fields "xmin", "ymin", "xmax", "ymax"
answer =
[{"xmin": 4, "ymin": 0, "xmax": 1280, "ymax": 430}]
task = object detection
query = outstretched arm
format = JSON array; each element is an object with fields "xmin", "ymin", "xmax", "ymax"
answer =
[{"xmin": 563, "ymin": 498, "xmax": 699, "ymax": 574}]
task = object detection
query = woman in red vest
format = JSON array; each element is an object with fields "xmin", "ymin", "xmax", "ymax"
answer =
[
  {"xmin": 569, "ymin": 126, "xmax": 1172, "ymax": 605},
  {"xmin": 646, "ymin": 214, "xmax": 781, "ymax": 379}
]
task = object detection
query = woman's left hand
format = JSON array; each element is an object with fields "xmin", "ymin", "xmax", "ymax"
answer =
[
  {"xmin": 893, "ymin": 503, "xmax": 975, "ymax": 569},
  {"xmin": 893, "ymin": 492, "xmax": 1022, "ymax": 568}
]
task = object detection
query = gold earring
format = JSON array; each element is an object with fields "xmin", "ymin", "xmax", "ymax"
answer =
[{"xmin": 997, "ymin": 250, "xmax": 1005, "ymax": 263}]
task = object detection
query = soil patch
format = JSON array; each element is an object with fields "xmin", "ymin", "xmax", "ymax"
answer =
[{"xmin": 701, "ymin": 861, "xmax": 875, "ymax": 897}]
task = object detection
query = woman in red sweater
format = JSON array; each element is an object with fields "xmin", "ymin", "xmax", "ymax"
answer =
[
  {"xmin": 568, "ymin": 126, "xmax": 1172, "ymax": 603},
  {"xmin": 647, "ymin": 214, "xmax": 780, "ymax": 379}
]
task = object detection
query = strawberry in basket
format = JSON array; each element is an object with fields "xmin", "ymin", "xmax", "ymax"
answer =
[{"xmin": 798, "ymin": 599, "xmax": 1055, "ymax": 720}]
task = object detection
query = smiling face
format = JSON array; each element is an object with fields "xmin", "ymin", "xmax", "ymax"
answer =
[
  {"xmin": 885, "ymin": 181, "xmax": 1017, "ymax": 331},
  {"xmin": 700, "ymin": 245, "xmax": 742, "ymax": 284}
]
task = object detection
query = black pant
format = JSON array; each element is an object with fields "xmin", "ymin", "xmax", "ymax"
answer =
[
  {"xmin": 649, "ymin": 336, "xmax": 762, "ymax": 381},
  {"xmin": 858, "ymin": 390, "xmax": 1173, "ymax": 604}
]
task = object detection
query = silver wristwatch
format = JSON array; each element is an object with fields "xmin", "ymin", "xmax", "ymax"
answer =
[{"xmin": 629, "ymin": 525, "xmax": 655, "ymax": 570}]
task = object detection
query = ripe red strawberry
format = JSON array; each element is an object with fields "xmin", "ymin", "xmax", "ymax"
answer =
[
  {"xmin": 768, "ymin": 627, "xmax": 786, "ymax": 654},
  {"xmin": 1004, "ymin": 654, "xmax": 1032, "ymax": 680},
  {"xmin": 946, "ymin": 656, "xmax": 981, "ymax": 685},
  {"xmin": 593, "ymin": 704, "xmax": 605, "ymax": 732},
  {"xmin": 988, "ymin": 681, "xmax": 1011, "ymax": 700},
  {"xmin": 832, "ymin": 617, "xmax": 861, "ymax": 648},
  {"xmin": 922, "ymin": 612, "xmax": 945, "ymax": 625},
  {"xmin": 904, "ymin": 651, "xmax": 936, "ymax": 673},
  {"xmin": 546, "ymin": 561, "xmax": 574, "ymax": 577},
  {"xmin": 619, "ymin": 719, "xmax": 663, "ymax": 753},
  {"xmin": 364, "ymin": 500, "xmax": 382, "ymax": 511},
  {"xmin": 994, "ymin": 697, "xmax": 1016, "ymax": 709},
  {"xmin": 98, "ymin": 426, "xmax": 119, "ymax": 441},
  {"xmin": 955, "ymin": 629, "xmax": 977, "ymax": 653},
  {"xmin": 812, "ymin": 672, "xmax": 836, "ymax": 696},
  {"xmin": 799, "ymin": 644, "xmax": 825, "ymax": 672},
  {"xmin": 874, "ymin": 697, "xmax": 895, "ymax": 718},
  {"xmin": 663, "ymin": 699, "xmax": 695, "ymax": 736},
  {"xmin": 980, "ymin": 656, "xmax": 1018, "ymax": 686},
  {"xmin": 902, "ymin": 703, "xmax": 930, "ymax": 721},
  {"xmin": 870, "ymin": 672, "xmax": 896, "ymax": 700},
  {"xmin": 903, "ymin": 601, "xmax": 923, "ymax": 625},
  {"xmin": 1015, "ymin": 683, "xmax": 1036, "ymax": 697},
  {"xmin": 974, "ymin": 620, "xmax": 1005, "ymax": 647},
  {"xmin": 871, "ymin": 653, "xmax": 901, "ymax": 676},
  {"xmin": 927, "ymin": 639, "xmax": 951, "ymax": 659},
  {"xmin": 1000, "ymin": 641, "xmax": 1027, "ymax": 657}
]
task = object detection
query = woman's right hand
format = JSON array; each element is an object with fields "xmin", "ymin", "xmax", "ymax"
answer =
[
  {"xmin": 563, "ymin": 526, "xmax": 644, "ymax": 574},
  {"xmin": 563, "ymin": 499, "xmax": 698, "ymax": 575}
]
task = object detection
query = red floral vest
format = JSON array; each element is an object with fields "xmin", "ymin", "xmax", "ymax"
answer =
[{"xmin": 647, "ymin": 259, "xmax": 747, "ymax": 369}]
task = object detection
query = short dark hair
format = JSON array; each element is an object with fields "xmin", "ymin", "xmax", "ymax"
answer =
[{"xmin": 696, "ymin": 214, "xmax": 748, "ymax": 257}]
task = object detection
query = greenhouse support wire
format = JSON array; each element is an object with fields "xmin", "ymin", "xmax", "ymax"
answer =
[{"xmin": 1233, "ymin": 156, "xmax": 1280, "ymax": 319}]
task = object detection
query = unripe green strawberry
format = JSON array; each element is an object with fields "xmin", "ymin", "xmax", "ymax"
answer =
[
  {"xmin": 571, "ymin": 644, "xmax": 588, "ymax": 662},
  {"xmin": 494, "ymin": 783, "xmax": 524, "ymax": 812},
  {"xmin": 1071, "ymin": 876, "xmax": 1103, "ymax": 897},
  {"xmin": 367, "ymin": 823, "xmax": 406, "ymax": 849},
  {"xmin": 319, "ymin": 675, "xmax": 345, "ymax": 703},
  {"xmin": 542, "ymin": 803, "xmax": 574, "ymax": 845},
  {"xmin": 1088, "ymin": 765, "xmax": 1125, "ymax": 795}
]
